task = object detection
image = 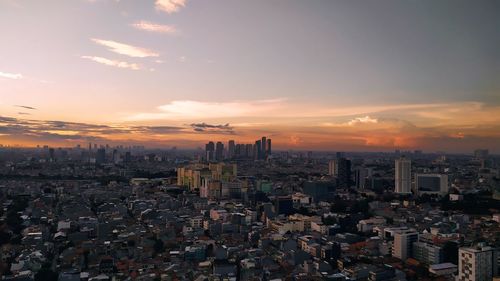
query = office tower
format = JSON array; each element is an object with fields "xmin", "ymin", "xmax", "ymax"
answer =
[
  {"xmin": 354, "ymin": 168, "xmax": 368, "ymax": 190},
  {"xmin": 205, "ymin": 141, "xmax": 215, "ymax": 161},
  {"xmin": 337, "ymin": 158, "xmax": 352, "ymax": 188},
  {"xmin": 215, "ymin": 141, "xmax": 224, "ymax": 161},
  {"xmin": 415, "ymin": 174, "xmax": 448, "ymax": 195},
  {"xmin": 266, "ymin": 139, "xmax": 272, "ymax": 156},
  {"xmin": 395, "ymin": 157, "xmax": 411, "ymax": 194},
  {"xmin": 458, "ymin": 244, "xmax": 497, "ymax": 281},
  {"xmin": 261, "ymin": 137, "xmax": 267, "ymax": 159},
  {"xmin": 255, "ymin": 140, "xmax": 262, "ymax": 160},
  {"xmin": 228, "ymin": 140, "xmax": 235, "ymax": 159},
  {"xmin": 328, "ymin": 160, "xmax": 338, "ymax": 176},
  {"xmin": 96, "ymin": 148, "xmax": 106, "ymax": 164},
  {"xmin": 392, "ymin": 229, "xmax": 418, "ymax": 261}
]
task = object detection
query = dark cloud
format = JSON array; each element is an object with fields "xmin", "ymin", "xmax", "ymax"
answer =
[
  {"xmin": 0, "ymin": 116, "xmax": 120, "ymax": 143},
  {"xmin": 0, "ymin": 115, "xmax": 237, "ymax": 146},
  {"xmin": 0, "ymin": 116, "xmax": 18, "ymax": 123},
  {"xmin": 14, "ymin": 105, "xmax": 37, "ymax": 110},
  {"xmin": 131, "ymin": 126, "xmax": 185, "ymax": 134},
  {"xmin": 189, "ymin": 122, "xmax": 235, "ymax": 134}
]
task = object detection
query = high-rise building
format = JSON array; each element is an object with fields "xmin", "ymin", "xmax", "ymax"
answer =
[
  {"xmin": 246, "ymin": 144, "xmax": 253, "ymax": 159},
  {"xmin": 96, "ymin": 148, "xmax": 106, "ymax": 164},
  {"xmin": 395, "ymin": 157, "xmax": 411, "ymax": 194},
  {"xmin": 458, "ymin": 244, "xmax": 497, "ymax": 281},
  {"xmin": 337, "ymin": 158, "xmax": 352, "ymax": 188},
  {"xmin": 215, "ymin": 141, "xmax": 224, "ymax": 161},
  {"xmin": 392, "ymin": 229, "xmax": 418, "ymax": 261},
  {"xmin": 255, "ymin": 140, "xmax": 262, "ymax": 160},
  {"xmin": 266, "ymin": 138, "xmax": 272, "ymax": 157},
  {"xmin": 48, "ymin": 148, "xmax": 55, "ymax": 161},
  {"xmin": 205, "ymin": 141, "xmax": 215, "ymax": 161},
  {"xmin": 328, "ymin": 160, "xmax": 338, "ymax": 176},
  {"xmin": 415, "ymin": 174, "xmax": 448, "ymax": 195},
  {"xmin": 261, "ymin": 137, "xmax": 267, "ymax": 159},
  {"xmin": 112, "ymin": 149, "xmax": 119, "ymax": 164},
  {"xmin": 228, "ymin": 140, "xmax": 235, "ymax": 159},
  {"xmin": 354, "ymin": 167, "xmax": 369, "ymax": 190}
]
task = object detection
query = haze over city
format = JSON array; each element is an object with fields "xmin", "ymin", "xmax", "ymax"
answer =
[{"xmin": 1, "ymin": 0, "xmax": 499, "ymax": 152}]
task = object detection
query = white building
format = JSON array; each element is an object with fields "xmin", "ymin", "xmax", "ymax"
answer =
[
  {"xmin": 392, "ymin": 229, "xmax": 418, "ymax": 261},
  {"xmin": 458, "ymin": 244, "xmax": 496, "ymax": 281},
  {"xmin": 395, "ymin": 157, "xmax": 411, "ymax": 194}
]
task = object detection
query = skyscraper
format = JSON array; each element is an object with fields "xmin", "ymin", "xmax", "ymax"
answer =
[
  {"xmin": 354, "ymin": 167, "xmax": 368, "ymax": 190},
  {"xmin": 255, "ymin": 140, "xmax": 262, "ymax": 160},
  {"xmin": 337, "ymin": 158, "xmax": 352, "ymax": 188},
  {"xmin": 395, "ymin": 157, "xmax": 411, "ymax": 194},
  {"xmin": 205, "ymin": 141, "xmax": 215, "ymax": 161},
  {"xmin": 261, "ymin": 136, "xmax": 267, "ymax": 159},
  {"xmin": 215, "ymin": 141, "xmax": 224, "ymax": 161},
  {"xmin": 228, "ymin": 140, "xmax": 235, "ymax": 159},
  {"xmin": 328, "ymin": 160, "xmax": 338, "ymax": 176},
  {"xmin": 266, "ymin": 138, "xmax": 272, "ymax": 157}
]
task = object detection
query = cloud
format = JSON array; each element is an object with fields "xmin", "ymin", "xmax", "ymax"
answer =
[
  {"xmin": 178, "ymin": 56, "xmax": 186, "ymax": 63},
  {"xmin": 81, "ymin": 56, "xmax": 140, "ymax": 70},
  {"xmin": 0, "ymin": 115, "xmax": 238, "ymax": 146},
  {"xmin": 131, "ymin": 20, "xmax": 177, "ymax": 34},
  {"xmin": 15, "ymin": 105, "xmax": 37, "ymax": 110},
  {"xmin": 347, "ymin": 116, "xmax": 378, "ymax": 126},
  {"xmin": 127, "ymin": 99, "xmax": 287, "ymax": 121},
  {"xmin": 155, "ymin": 0, "xmax": 186, "ymax": 14},
  {"xmin": 190, "ymin": 123, "xmax": 235, "ymax": 134},
  {"xmin": 17, "ymin": 112, "xmax": 31, "ymax": 115},
  {"xmin": 131, "ymin": 125, "xmax": 185, "ymax": 134},
  {"xmin": 91, "ymin": 38, "xmax": 159, "ymax": 58},
  {"xmin": 0, "ymin": 71, "xmax": 23, "ymax": 79}
]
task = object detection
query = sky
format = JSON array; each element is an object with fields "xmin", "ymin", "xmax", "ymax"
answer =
[{"xmin": 0, "ymin": 0, "xmax": 499, "ymax": 152}]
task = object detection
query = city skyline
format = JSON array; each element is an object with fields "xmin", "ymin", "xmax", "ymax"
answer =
[{"xmin": 1, "ymin": 0, "xmax": 500, "ymax": 152}]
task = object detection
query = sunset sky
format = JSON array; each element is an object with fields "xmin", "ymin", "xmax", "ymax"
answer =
[{"xmin": 1, "ymin": 0, "xmax": 499, "ymax": 152}]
